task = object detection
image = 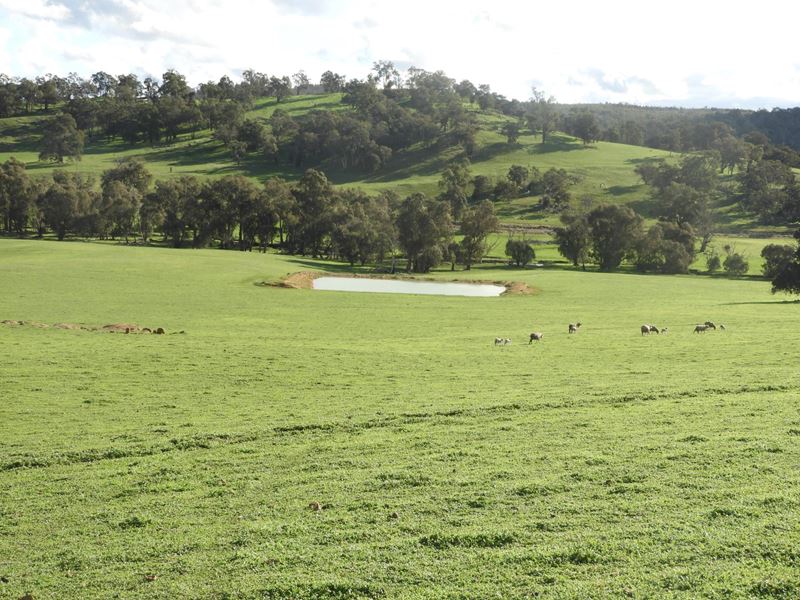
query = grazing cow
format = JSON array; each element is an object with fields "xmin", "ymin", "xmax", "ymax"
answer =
[
  {"xmin": 694, "ymin": 324, "xmax": 708, "ymax": 333},
  {"xmin": 641, "ymin": 324, "xmax": 650, "ymax": 336},
  {"xmin": 660, "ymin": 327, "xmax": 669, "ymax": 334},
  {"xmin": 568, "ymin": 322, "xmax": 582, "ymax": 334},
  {"xmin": 704, "ymin": 321, "xmax": 716, "ymax": 330},
  {"xmin": 154, "ymin": 327, "xmax": 165, "ymax": 335},
  {"xmin": 529, "ymin": 332, "xmax": 543, "ymax": 343},
  {"xmin": 503, "ymin": 338, "xmax": 512, "ymax": 345},
  {"xmin": 649, "ymin": 324, "xmax": 660, "ymax": 334},
  {"xmin": 494, "ymin": 337, "xmax": 503, "ymax": 346},
  {"xmin": 719, "ymin": 324, "xmax": 726, "ymax": 331}
]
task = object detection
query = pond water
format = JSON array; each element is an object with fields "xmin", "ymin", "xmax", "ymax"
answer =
[{"xmin": 313, "ymin": 277, "xmax": 506, "ymax": 297}]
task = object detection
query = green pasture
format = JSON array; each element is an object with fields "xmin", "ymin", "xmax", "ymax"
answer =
[{"xmin": 1, "ymin": 239, "xmax": 799, "ymax": 598}]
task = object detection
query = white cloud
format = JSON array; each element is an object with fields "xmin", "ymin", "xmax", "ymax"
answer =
[
  {"xmin": 0, "ymin": 0, "xmax": 70, "ymax": 21},
  {"xmin": 0, "ymin": 0, "xmax": 798, "ymax": 108}
]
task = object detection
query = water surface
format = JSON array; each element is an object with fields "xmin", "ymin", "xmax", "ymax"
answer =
[{"xmin": 313, "ymin": 277, "xmax": 505, "ymax": 297}]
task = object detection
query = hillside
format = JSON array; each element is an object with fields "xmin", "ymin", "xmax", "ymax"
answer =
[{"xmin": 1, "ymin": 92, "xmax": 790, "ymax": 237}]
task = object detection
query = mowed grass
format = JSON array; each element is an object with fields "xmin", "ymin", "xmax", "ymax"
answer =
[{"xmin": 1, "ymin": 240, "xmax": 800, "ymax": 599}]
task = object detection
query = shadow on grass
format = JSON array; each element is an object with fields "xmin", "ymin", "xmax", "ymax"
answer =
[
  {"xmin": 0, "ymin": 122, "xmax": 41, "ymax": 153},
  {"xmin": 625, "ymin": 198, "xmax": 660, "ymax": 219},
  {"xmin": 626, "ymin": 156, "xmax": 670, "ymax": 166},
  {"xmin": 283, "ymin": 257, "xmax": 368, "ymax": 273},
  {"xmin": 720, "ymin": 299, "xmax": 800, "ymax": 305},
  {"xmin": 333, "ymin": 143, "xmax": 453, "ymax": 185},
  {"xmin": 528, "ymin": 135, "xmax": 590, "ymax": 155},
  {"xmin": 471, "ymin": 141, "xmax": 523, "ymax": 163},
  {"xmin": 606, "ymin": 184, "xmax": 640, "ymax": 197}
]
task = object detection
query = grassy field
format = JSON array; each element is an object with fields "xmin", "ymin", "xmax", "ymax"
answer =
[{"xmin": 1, "ymin": 239, "xmax": 799, "ymax": 598}]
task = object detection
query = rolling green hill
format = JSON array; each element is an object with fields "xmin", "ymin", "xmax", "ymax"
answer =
[
  {"xmin": 2, "ymin": 93, "xmax": 785, "ymax": 234},
  {"xmin": 2, "ymin": 90, "xmax": 796, "ymax": 283}
]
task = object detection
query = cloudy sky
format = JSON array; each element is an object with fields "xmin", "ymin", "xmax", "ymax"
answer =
[{"xmin": 1, "ymin": 0, "xmax": 798, "ymax": 108}]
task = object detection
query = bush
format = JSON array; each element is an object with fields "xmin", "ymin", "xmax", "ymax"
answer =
[
  {"xmin": 634, "ymin": 223, "xmax": 694, "ymax": 274},
  {"xmin": 492, "ymin": 179, "xmax": 517, "ymax": 201},
  {"xmin": 505, "ymin": 239, "xmax": 535, "ymax": 267},
  {"xmin": 723, "ymin": 252, "xmax": 749, "ymax": 277},
  {"xmin": 414, "ymin": 246, "xmax": 443, "ymax": 273},
  {"xmin": 761, "ymin": 244, "xmax": 795, "ymax": 279},
  {"xmin": 661, "ymin": 241, "xmax": 694, "ymax": 274},
  {"xmin": 706, "ymin": 250, "xmax": 721, "ymax": 273}
]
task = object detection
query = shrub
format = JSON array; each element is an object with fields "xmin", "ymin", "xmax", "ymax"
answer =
[
  {"xmin": 723, "ymin": 252, "xmax": 749, "ymax": 277},
  {"xmin": 492, "ymin": 179, "xmax": 517, "ymax": 201},
  {"xmin": 505, "ymin": 239, "xmax": 535, "ymax": 267},
  {"xmin": 706, "ymin": 250, "xmax": 721, "ymax": 273},
  {"xmin": 761, "ymin": 244, "xmax": 795, "ymax": 279}
]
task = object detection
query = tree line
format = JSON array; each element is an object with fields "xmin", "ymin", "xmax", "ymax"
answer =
[
  {"xmin": 6, "ymin": 61, "xmax": 800, "ymax": 164},
  {"xmin": 557, "ymin": 103, "xmax": 800, "ymax": 158},
  {"xmin": 4, "ymin": 154, "xmax": 800, "ymax": 291},
  {"xmin": 0, "ymin": 157, "xmax": 502, "ymax": 273},
  {"xmin": 3, "ymin": 64, "xmax": 531, "ymax": 174}
]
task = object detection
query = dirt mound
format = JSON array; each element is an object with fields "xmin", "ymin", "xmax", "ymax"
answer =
[
  {"xmin": 501, "ymin": 281, "xmax": 538, "ymax": 295},
  {"xmin": 3, "ymin": 319, "xmax": 175, "ymax": 334},
  {"xmin": 53, "ymin": 323, "xmax": 83, "ymax": 330},
  {"xmin": 102, "ymin": 323, "xmax": 144, "ymax": 333},
  {"xmin": 267, "ymin": 271, "xmax": 318, "ymax": 289}
]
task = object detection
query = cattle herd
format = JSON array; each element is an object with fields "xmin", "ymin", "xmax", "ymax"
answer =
[{"xmin": 492, "ymin": 320, "xmax": 727, "ymax": 345}]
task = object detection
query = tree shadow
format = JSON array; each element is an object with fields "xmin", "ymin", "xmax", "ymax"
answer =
[
  {"xmin": 625, "ymin": 198, "xmax": 660, "ymax": 219},
  {"xmin": 0, "ymin": 123, "xmax": 41, "ymax": 153},
  {"xmin": 471, "ymin": 142, "xmax": 522, "ymax": 163},
  {"xmin": 337, "ymin": 143, "xmax": 453, "ymax": 185},
  {"xmin": 720, "ymin": 299, "xmax": 800, "ymax": 305},
  {"xmin": 282, "ymin": 257, "xmax": 368, "ymax": 273},
  {"xmin": 626, "ymin": 156, "xmax": 666, "ymax": 166},
  {"xmin": 606, "ymin": 184, "xmax": 640, "ymax": 196},
  {"xmin": 527, "ymin": 135, "xmax": 590, "ymax": 155}
]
